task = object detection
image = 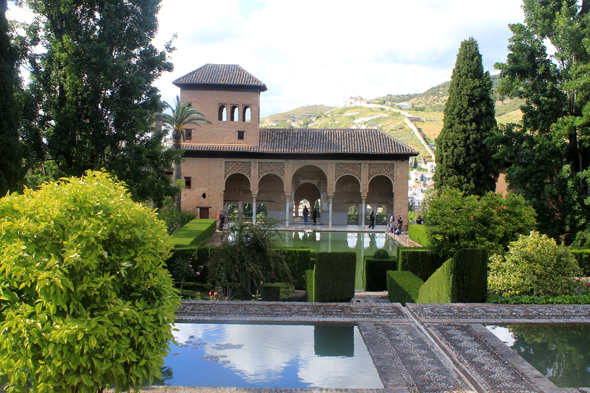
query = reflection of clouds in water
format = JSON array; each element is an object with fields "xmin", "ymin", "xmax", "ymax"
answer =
[
  {"xmin": 199, "ymin": 324, "xmax": 382, "ymax": 388},
  {"xmin": 347, "ymin": 233, "xmax": 358, "ymax": 248},
  {"xmin": 173, "ymin": 323, "xmax": 222, "ymax": 344},
  {"xmin": 375, "ymin": 234, "xmax": 385, "ymax": 249},
  {"xmin": 486, "ymin": 325, "xmax": 516, "ymax": 346},
  {"xmin": 298, "ymin": 330, "xmax": 382, "ymax": 388},
  {"xmin": 204, "ymin": 324, "xmax": 313, "ymax": 383}
]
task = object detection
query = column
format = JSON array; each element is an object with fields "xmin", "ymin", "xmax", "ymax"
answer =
[
  {"xmin": 361, "ymin": 196, "xmax": 366, "ymax": 229},
  {"xmin": 252, "ymin": 196, "xmax": 257, "ymax": 225},
  {"xmin": 285, "ymin": 195, "xmax": 290, "ymax": 229},
  {"xmin": 328, "ymin": 195, "xmax": 333, "ymax": 229},
  {"xmin": 238, "ymin": 202, "xmax": 243, "ymax": 221}
]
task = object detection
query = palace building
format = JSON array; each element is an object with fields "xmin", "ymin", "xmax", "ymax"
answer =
[{"xmin": 172, "ymin": 64, "xmax": 418, "ymax": 229}]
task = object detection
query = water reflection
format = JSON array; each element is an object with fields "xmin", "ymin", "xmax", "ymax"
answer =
[
  {"xmin": 152, "ymin": 323, "xmax": 383, "ymax": 389},
  {"xmin": 487, "ymin": 324, "xmax": 590, "ymax": 388}
]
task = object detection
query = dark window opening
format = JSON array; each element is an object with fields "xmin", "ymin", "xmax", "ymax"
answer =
[
  {"xmin": 185, "ymin": 129, "xmax": 193, "ymax": 140},
  {"xmin": 218, "ymin": 105, "xmax": 227, "ymax": 121},
  {"xmin": 243, "ymin": 106, "xmax": 251, "ymax": 122},
  {"xmin": 237, "ymin": 131, "xmax": 245, "ymax": 140},
  {"xmin": 230, "ymin": 105, "xmax": 239, "ymax": 122},
  {"xmin": 184, "ymin": 177, "xmax": 192, "ymax": 189}
]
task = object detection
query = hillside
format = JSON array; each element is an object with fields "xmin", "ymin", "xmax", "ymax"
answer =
[{"xmin": 260, "ymin": 76, "xmax": 524, "ymax": 163}]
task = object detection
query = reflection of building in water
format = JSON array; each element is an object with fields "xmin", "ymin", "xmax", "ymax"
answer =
[{"xmin": 172, "ymin": 64, "xmax": 417, "ymax": 229}]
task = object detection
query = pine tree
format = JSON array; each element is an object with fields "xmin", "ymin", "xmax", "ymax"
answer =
[
  {"xmin": 0, "ymin": 0, "xmax": 23, "ymax": 196},
  {"xmin": 434, "ymin": 37, "xmax": 498, "ymax": 196}
]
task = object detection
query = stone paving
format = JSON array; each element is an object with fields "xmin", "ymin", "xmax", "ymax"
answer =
[{"xmin": 151, "ymin": 301, "xmax": 590, "ymax": 393}]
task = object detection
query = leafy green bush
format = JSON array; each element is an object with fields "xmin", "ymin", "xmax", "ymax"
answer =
[
  {"xmin": 365, "ymin": 258, "xmax": 397, "ymax": 291},
  {"xmin": 418, "ymin": 249, "xmax": 488, "ymax": 303},
  {"xmin": 571, "ymin": 249, "xmax": 590, "ymax": 276},
  {"xmin": 387, "ymin": 271, "xmax": 424, "ymax": 305},
  {"xmin": 408, "ymin": 225, "xmax": 429, "ymax": 246},
  {"xmin": 489, "ymin": 231, "xmax": 582, "ymax": 296},
  {"xmin": 487, "ymin": 294, "xmax": 590, "ymax": 304},
  {"xmin": 314, "ymin": 252, "xmax": 356, "ymax": 302},
  {"xmin": 0, "ymin": 171, "xmax": 180, "ymax": 392},
  {"xmin": 373, "ymin": 249, "xmax": 390, "ymax": 259},
  {"xmin": 398, "ymin": 248, "xmax": 445, "ymax": 281},
  {"xmin": 425, "ymin": 188, "xmax": 536, "ymax": 259},
  {"xmin": 207, "ymin": 219, "xmax": 291, "ymax": 297}
]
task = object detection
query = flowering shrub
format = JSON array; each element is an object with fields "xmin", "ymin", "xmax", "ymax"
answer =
[{"xmin": 488, "ymin": 231, "xmax": 582, "ymax": 296}]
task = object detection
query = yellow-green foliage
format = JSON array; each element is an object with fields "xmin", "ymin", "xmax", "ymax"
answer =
[
  {"xmin": 387, "ymin": 271, "xmax": 424, "ymax": 305},
  {"xmin": 305, "ymin": 269, "xmax": 315, "ymax": 302},
  {"xmin": 417, "ymin": 258, "xmax": 454, "ymax": 303},
  {"xmin": 0, "ymin": 171, "xmax": 180, "ymax": 392},
  {"xmin": 489, "ymin": 231, "xmax": 582, "ymax": 297}
]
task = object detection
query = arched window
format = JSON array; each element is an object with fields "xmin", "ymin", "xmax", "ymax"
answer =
[
  {"xmin": 230, "ymin": 105, "xmax": 239, "ymax": 122},
  {"xmin": 243, "ymin": 106, "xmax": 251, "ymax": 122},
  {"xmin": 218, "ymin": 105, "xmax": 227, "ymax": 121}
]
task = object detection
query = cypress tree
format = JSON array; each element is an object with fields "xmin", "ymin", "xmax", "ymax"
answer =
[
  {"xmin": 0, "ymin": 0, "xmax": 23, "ymax": 196},
  {"xmin": 434, "ymin": 37, "xmax": 497, "ymax": 196}
]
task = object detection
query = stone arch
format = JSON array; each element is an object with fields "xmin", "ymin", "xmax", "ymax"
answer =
[
  {"xmin": 224, "ymin": 161, "xmax": 252, "ymax": 182},
  {"xmin": 224, "ymin": 173, "xmax": 253, "ymax": 222},
  {"xmin": 366, "ymin": 175, "xmax": 394, "ymax": 219},
  {"xmin": 230, "ymin": 105, "xmax": 239, "ymax": 122},
  {"xmin": 258, "ymin": 173, "xmax": 286, "ymax": 221},
  {"xmin": 242, "ymin": 105, "xmax": 251, "ymax": 122},
  {"xmin": 293, "ymin": 182, "xmax": 321, "ymax": 221},
  {"xmin": 218, "ymin": 104, "xmax": 227, "ymax": 121},
  {"xmin": 333, "ymin": 175, "xmax": 362, "ymax": 225}
]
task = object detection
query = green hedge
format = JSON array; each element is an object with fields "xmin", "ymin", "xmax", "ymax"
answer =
[
  {"xmin": 418, "ymin": 248, "xmax": 488, "ymax": 303},
  {"xmin": 408, "ymin": 225, "xmax": 429, "ymax": 246},
  {"xmin": 277, "ymin": 248, "xmax": 313, "ymax": 290},
  {"xmin": 169, "ymin": 219, "xmax": 217, "ymax": 248},
  {"xmin": 571, "ymin": 249, "xmax": 590, "ymax": 276},
  {"xmin": 314, "ymin": 252, "xmax": 356, "ymax": 302},
  {"xmin": 398, "ymin": 248, "xmax": 445, "ymax": 282},
  {"xmin": 487, "ymin": 294, "xmax": 590, "ymax": 304},
  {"xmin": 306, "ymin": 269, "xmax": 315, "ymax": 302},
  {"xmin": 365, "ymin": 258, "xmax": 397, "ymax": 291},
  {"xmin": 387, "ymin": 271, "xmax": 424, "ymax": 305}
]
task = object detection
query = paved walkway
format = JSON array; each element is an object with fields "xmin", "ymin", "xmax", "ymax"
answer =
[{"xmin": 130, "ymin": 302, "xmax": 590, "ymax": 393}]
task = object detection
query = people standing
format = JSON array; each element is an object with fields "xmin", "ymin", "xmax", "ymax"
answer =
[
  {"xmin": 303, "ymin": 206, "xmax": 309, "ymax": 224},
  {"xmin": 388, "ymin": 213, "xmax": 394, "ymax": 233},
  {"xmin": 218, "ymin": 210, "xmax": 225, "ymax": 230},
  {"xmin": 312, "ymin": 208, "xmax": 318, "ymax": 225},
  {"xmin": 397, "ymin": 215, "xmax": 403, "ymax": 233},
  {"xmin": 368, "ymin": 210, "xmax": 375, "ymax": 229},
  {"xmin": 416, "ymin": 215, "xmax": 423, "ymax": 224}
]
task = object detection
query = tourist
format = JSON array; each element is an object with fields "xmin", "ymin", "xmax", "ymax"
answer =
[
  {"xmin": 312, "ymin": 208, "xmax": 318, "ymax": 224},
  {"xmin": 416, "ymin": 215, "xmax": 424, "ymax": 224},
  {"xmin": 397, "ymin": 215, "xmax": 403, "ymax": 233},
  {"xmin": 388, "ymin": 213, "xmax": 394, "ymax": 233},
  {"xmin": 303, "ymin": 206, "xmax": 309, "ymax": 224},
  {"xmin": 219, "ymin": 211, "xmax": 225, "ymax": 230},
  {"xmin": 369, "ymin": 210, "xmax": 375, "ymax": 229}
]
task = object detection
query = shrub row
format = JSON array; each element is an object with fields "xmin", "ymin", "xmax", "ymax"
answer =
[
  {"xmin": 169, "ymin": 219, "xmax": 217, "ymax": 249},
  {"xmin": 312, "ymin": 252, "xmax": 356, "ymax": 302},
  {"xmin": 408, "ymin": 225, "xmax": 429, "ymax": 247},
  {"xmin": 487, "ymin": 294, "xmax": 590, "ymax": 305},
  {"xmin": 365, "ymin": 258, "xmax": 397, "ymax": 291},
  {"xmin": 305, "ymin": 270, "xmax": 315, "ymax": 302},
  {"xmin": 397, "ymin": 248, "xmax": 445, "ymax": 281},
  {"xmin": 571, "ymin": 249, "xmax": 590, "ymax": 276},
  {"xmin": 418, "ymin": 249, "xmax": 488, "ymax": 303},
  {"xmin": 277, "ymin": 248, "xmax": 313, "ymax": 290},
  {"xmin": 387, "ymin": 271, "xmax": 424, "ymax": 305}
]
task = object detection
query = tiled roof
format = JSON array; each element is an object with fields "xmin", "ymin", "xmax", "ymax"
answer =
[
  {"xmin": 182, "ymin": 129, "xmax": 418, "ymax": 156},
  {"xmin": 173, "ymin": 64, "xmax": 267, "ymax": 91}
]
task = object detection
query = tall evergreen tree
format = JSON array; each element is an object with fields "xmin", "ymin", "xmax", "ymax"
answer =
[
  {"xmin": 493, "ymin": 0, "xmax": 590, "ymax": 245},
  {"xmin": 0, "ymin": 0, "xmax": 23, "ymax": 196},
  {"xmin": 434, "ymin": 37, "xmax": 498, "ymax": 196},
  {"xmin": 25, "ymin": 0, "xmax": 180, "ymax": 206}
]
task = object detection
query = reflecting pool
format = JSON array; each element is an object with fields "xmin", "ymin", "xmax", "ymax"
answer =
[
  {"xmin": 152, "ymin": 323, "xmax": 383, "ymax": 389},
  {"xmin": 277, "ymin": 231, "xmax": 399, "ymax": 289},
  {"xmin": 487, "ymin": 324, "xmax": 590, "ymax": 388}
]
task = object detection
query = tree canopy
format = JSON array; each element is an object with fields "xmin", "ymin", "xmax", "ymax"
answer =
[
  {"xmin": 21, "ymin": 0, "xmax": 180, "ymax": 206},
  {"xmin": 493, "ymin": 0, "xmax": 590, "ymax": 245},
  {"xmin": 434, "ymin": 37, "xmax": 498, "ymax": 196},
  {"xmin": 0, "ymin": 0, "xmax": 23, "ymax": 196}
]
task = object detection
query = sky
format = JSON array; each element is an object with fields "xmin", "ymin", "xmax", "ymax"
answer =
[{"xmin": 8, "ymin": 0, "xmax": 526, "ymax": 118}]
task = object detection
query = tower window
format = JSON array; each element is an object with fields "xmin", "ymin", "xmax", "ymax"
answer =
[
  {"xmin": 230, "ymin": 105, "xmax": 239, "ymax": 122},
  {"xmin": 185, "ymin": 129, "xmax": 192, "ymax": 140},
  {"xmin": 218, "ymin": 105, "xmax": 227, "ymax": 121},
  {"xmin": 184, "ymin": 177, "xmax": 192, "ymax": 189},
  {"xmin": 243, "ymin": 106, "xmax": 251, "ymax": 122},
  {"xmin": 237, "ymin": 131, "xmax": 245, "ymax": 140}
]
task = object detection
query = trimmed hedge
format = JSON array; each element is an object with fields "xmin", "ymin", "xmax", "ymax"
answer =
[
  {"xmin": 314, "ymin": 252, "xmax": 356, "ymax": 302},
  {"xmin": 169, "ymin": 219, "xmax": 217, "ymax": 248},
  {"xmin": 365, "ymin": 258, "xmax": 397, "ymax": 291},
  {"xmin": 305, "ymin": 269, "xmax": 315, "ymax": 302},
  {"xmin": 387, "ymin": 271, "xmax": 424, "ymax": 305},
  {"xmin": 418, "ymin": 248, "xmax": 488, "ymax": 303},
  {"xmin": 408, "ymin": 224, "xmax": 429, "ymax": 247},
  {"xmin": 277, "ymin": 248, "xmax": 313, "ymax": 289},
  {"xmin": 398, "ymin": 248, "xmax": 445, "ymax": 282},
  {"xmin": 571, "ymin": 249, "xmax": 590, "ymax": 276}
]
